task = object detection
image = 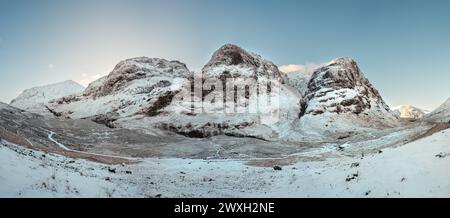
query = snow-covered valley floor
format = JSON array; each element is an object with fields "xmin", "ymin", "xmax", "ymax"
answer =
[{"xmin": 1, "ymin": 126, "xmax": 449, "ymax": 198}]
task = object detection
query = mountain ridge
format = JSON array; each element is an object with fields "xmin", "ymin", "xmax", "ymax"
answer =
[{"xmin": 10, "ymin": 44, "xmax": 400, "ymax": 141}]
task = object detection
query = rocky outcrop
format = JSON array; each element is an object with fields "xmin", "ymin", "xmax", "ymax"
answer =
[
  {"xmin": 202, "ymin": 44, "xmax": 285, "ymax": 83},
  {"xmin": 286, "ymin": 58, "xmax": 399, "ymax": 139},
  {"xmin": 299, "ymin": 58, "xmax": 393, "ymax": 118}
]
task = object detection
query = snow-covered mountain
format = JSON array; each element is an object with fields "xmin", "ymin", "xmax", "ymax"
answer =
[
  {"xmin": 425, "ymin": 98, "xmax": 450, "ymax": 123},
  {"xmin": 201, "ymin": 44, "xmax": 285, "ymax": 82},
  {"xmin": 18, "ymin": 45, "xmax": 399, "ymax": 141},
  {"xmin": 158, "ymin": 44, "xmax": 299, "ymax": 139},
  {"xmin": 10, "ymin": 80, "xmax": 84, "ymax": 116},
  {"xmin": 47, "ymin": 57, "xmax": 191, "ymax": 125},
  {"xmin": 393, "ymin": 105, "xmax": 430, "ymax": 119},
  {"xmin": 43, "ymin": 45, "xmax": 298, "ymax": 140},
  {"xmin": 288, "ymin": 58, "xmax": 398, "ymax": 139}
]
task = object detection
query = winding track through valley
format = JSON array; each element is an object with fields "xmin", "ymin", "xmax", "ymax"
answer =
[{"xmin": 44, "ymin": 128, "xmax": 139, "ymax": 161}]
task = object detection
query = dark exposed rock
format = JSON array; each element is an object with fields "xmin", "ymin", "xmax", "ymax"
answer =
[
  {"xmin": 53, "ymin": 94, "xmax": 81, "ymax": 105},
  {"xmin": 135, "ymin": 80, "xmax": 171, "ymax": 94},
  {"xmin": 142, "ymin": 90, "xmax": 180, "ymax": 116},
  {"xmin": 435, "ymin": 152, "xmax": 447, "ymax": 158},
  {"xmin": 158, "ymin": 121, "xmax": 257, "ymax": 138},
  {"xmin": 202, "ymin": 44, "xmax": 285, "ymax": 83},
  {"xmin": 45, "ymin": 106, "xmax": 63, "ymax": 117},
  {"xmin": 91, "ymin": 112, "xmax": 119, "ymax": 128},
  {"xmin": 345, "ymin": 172, "xmax": 359, "ymax": 182},
  {"xmin": 273, "ymin": 165, "xmax": 282, "ymax": 170},
  {"xmin": 350, "ymin": 162, "xmax": 360, "ymax": 168},
  {"xmin": 204, "ymin": 44, "xmax": 261, "ymax": 68}
]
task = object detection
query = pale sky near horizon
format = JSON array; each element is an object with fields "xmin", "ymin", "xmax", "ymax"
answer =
[{"xmin": 1, "ymin": 0, "xmax": 450, "ymax": 110}]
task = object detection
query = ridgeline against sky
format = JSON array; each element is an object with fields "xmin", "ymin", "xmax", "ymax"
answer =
[{"xmin": 0, "ymin": 0, "xmax": 449, "ymax": 110}]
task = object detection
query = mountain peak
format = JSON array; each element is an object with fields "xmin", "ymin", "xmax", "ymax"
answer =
[
  {"xmin": 329, "ymin": 57, "xmax": 357, "ymax": 65},
  {"xmin": 202, "ymin": 44, "xmax": 284, "ymax": 82},
  {"xmin": 204, "ymin": 43, "xmax": 260, "ymax": 68},
  {"xmin": 84, "ymin": 56, "xmax": 190, "ymax": 97}
]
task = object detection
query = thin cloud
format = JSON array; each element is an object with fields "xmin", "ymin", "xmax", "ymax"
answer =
[
  {"xmin": 77, "ymin": 73, "xmax": 106, "ymax": 87},
  {"xmin": 279, "ymin": 63, "xmax": 325, "ymax": 75},
  {"xmin": 48, "ymin": 64, "xmax": 55, "ymax": 69}
]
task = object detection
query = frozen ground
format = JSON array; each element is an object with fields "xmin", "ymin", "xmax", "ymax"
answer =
[{"xmin": 1, "ymin": 125, "xmax": 449, "ymax": 197}]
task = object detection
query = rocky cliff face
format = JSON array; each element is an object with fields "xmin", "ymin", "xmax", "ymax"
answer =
[
  {"xmin": 202, "ymin": 44, "xmax": 285, "ymax": 82},
  {"xmin": 286, "ymin": 58, "xmax": 398, "ymax": 139},
  {"xmin": 299, "ymin": 58, "xmax": 392, "ymax": 117}
]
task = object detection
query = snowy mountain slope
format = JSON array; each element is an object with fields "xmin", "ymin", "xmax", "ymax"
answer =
[
  {"xmin": 25, "ymin": 46, "xmax": 399, "ymax": 141},
  {"xmin": 283, "ymin": 71, "xmax": 313, "ymax": 98},
  {"xmin": 288, "ymin": 58, "xmax": 398, "ymax": 138},
  {"xmin": 10, "ymin": 80, "xmax": 84, "ymax": 116},
  {"xmin": 47, "ymin": 57, "xmax": 191, "ymax": 122},
  {"xmin": 0, "ymin": 140, "xmax": 137, "ymax": 197},
  {"xmin": 393, "ymin": 105, "xmax": 430, "ymax": 119},
  {"xmin": 425, "ymin": 98, "xmax": 450, "ymax": 123},
  {"xmin": 126, "ymin": 44, "xmax": 300, "ymax": 140}
]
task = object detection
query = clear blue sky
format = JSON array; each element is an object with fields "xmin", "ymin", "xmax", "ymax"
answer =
[{"xmin": 1, "ymin": 0, "xmax": 449, "ymax": 110}]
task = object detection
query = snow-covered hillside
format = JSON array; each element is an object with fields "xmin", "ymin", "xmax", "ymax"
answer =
[
  {"xmin": 2, "ymin": 124, "xmax": 449, "ymax": 197},
  {"xmin": 0, "ymin": 140, "xmax": 137, "ymax": 197},
  {"xmin": 10, "ymin": 80, "xmax": 84, "ymax": 116},
  {"xmin": 47, "ymin": 57, "xmax": 191, "ymax": 124},
  {"xmin": 393, "ymin": 105, "xmax": 430, "ymax": 119},
  {"xmin": 425, "ymin": 98, "xmax": 450, "ymax": 123}
]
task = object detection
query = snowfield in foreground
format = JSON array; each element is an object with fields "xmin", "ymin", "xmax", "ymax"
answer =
[{"xmin": 1, "ymin": 128, "xmax": 449, "ymax": 197}]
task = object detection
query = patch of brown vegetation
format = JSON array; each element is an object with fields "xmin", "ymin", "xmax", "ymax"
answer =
[
  {"xmin": 409, "ymin": 123, "xmax": 450, "ymax": 142},
  {"xmin": 53, "ymin": 150, "xmax": 138, "ymax": 164},
  {"xmin": 1, "ymin": 127, "xmax": 137, "ymax": 165},
  {"xmin": 245, "ymin": 156, "xmax": 299, "ymax": 167}
]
